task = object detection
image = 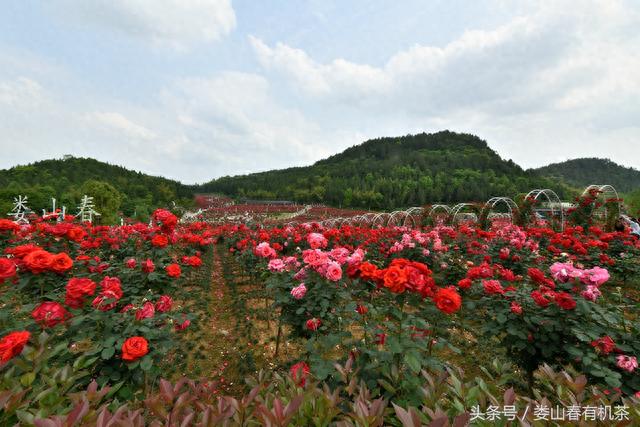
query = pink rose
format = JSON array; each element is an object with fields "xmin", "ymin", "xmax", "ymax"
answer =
[
  {"xmin": 581, "ymin": 285, "xmax": 601, "ymax": 302},
  {"xmin": 268, "ymin": 259, "xmax": 286, "ymax": 272},
  {"xmin": 307, "ymin": 233, "xmax": 327, "ymax": 249},
  {"xmin": 616, "ymin": 355, "xmax": 638, "ymax": 372},
  {"xmin": 325, "ymin": 261, "xmax": 342, "ymax": 282},
  {"xmin": 581, "ymin": 267, "xmax": 610, "ymax": 287},
  {"xmin": 290, "ymin": 283, "xmax": 307, "ymax": 299}
]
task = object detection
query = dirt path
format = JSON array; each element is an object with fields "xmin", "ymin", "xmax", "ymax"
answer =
[{"xmin": 172, "ymin": 244, "xmax": 302, "ymax": 395}]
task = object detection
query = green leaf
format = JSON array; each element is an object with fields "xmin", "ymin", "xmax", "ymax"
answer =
[
  {"xmin": 140, "ymin": 356, "xmax": 153, "ymax": 371},
  {"xmin": 101, "ymin": 347, "xmax": 115, "ymax": 360},
  {"xmin": 20, "ymin": 372, "xmax": 36, "ymax": 387},
  {"xmin": 404, "ymin": 353, "xmax": 421, "ymax": 374}
]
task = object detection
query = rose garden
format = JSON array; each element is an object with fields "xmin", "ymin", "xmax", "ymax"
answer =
[{"xmin": 0, "ymin": 186, "xmax": 639, "ymax": 426}]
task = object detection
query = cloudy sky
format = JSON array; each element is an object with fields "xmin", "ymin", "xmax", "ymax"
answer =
[{"xmin": 1, "ymin": 0, "xmax": 638, "ymax": 183}]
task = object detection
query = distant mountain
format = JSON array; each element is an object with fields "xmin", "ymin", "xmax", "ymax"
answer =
[
  {"xmin": 535, "ymin": 158, "xmax": 640, "ymax": 194},
  {"xmin": 196, "ymin": 131, "xmax": 567, "ymax": 210},
  {"xmin": 0, "ymin": 157, "xmax": 193, "ymax": 221}
]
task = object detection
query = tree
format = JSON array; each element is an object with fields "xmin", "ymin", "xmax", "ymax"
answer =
[{"xmin": 79, "ymin": 180, "xmax": 122, "ymax": 224}]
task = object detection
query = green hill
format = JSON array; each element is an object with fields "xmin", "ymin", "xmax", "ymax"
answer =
[
  {"xmin": 535, "ymin": 158, "xmax": 640, "ymax": 194},
  {"xmin": 0, "ymin": 157, "xmax": 193, "ymax": 222},
  {"xmin": 197, "ymin": 131, "xmax": 568, "ymax": 210}
]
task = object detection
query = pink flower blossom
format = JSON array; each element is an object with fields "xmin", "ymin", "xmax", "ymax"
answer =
[
  {"xmin": 307, "ymin": 232, "xmax": 328, "ymax": 249},
  {"xmin": 255, "ymin": 242, "xmax": 276, "ymax": 258},
  {"xmin": 550, "ymin": 262, "xmax": 582, "ymax": 283},
  {"xmin": 290, "ymin": 283, "xmax": 307, "ymax": 299},
  {"xmin": 268, "ymin": 258, "xmax": 286, "ymax": 272},
  {"xmin": 581, "ymin": 285, "xmax": 601, "ymax": 302},
  {"xmin": 325, "ymin": 261, "xmax": 343, "ymax": 282},
  {"xmin": 616, "ymin": 355, "xmax": 638, "ymax": 372},
  {"xmin": 581, "ymin": 266, "xmax": 610, "ymax": 287}
]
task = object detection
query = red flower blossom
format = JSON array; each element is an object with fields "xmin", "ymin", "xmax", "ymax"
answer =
[
  {"xmin": 0, "ymin": 331, "xmax": 30, "ymax": 363},
  {"xmin": 433, "ymin": 287, "xmax": 462, "ymax": 314},
  {"xmin": 290, "ymin": 361, "xmax": 310, "ymax": 387},
  {"xmin": 165, "ymin": 263, "xmax": 181, "ymax": 278},
  {"xmin": 0, "ymin": 258, "xmax": 17, "ymax": 283},
  {"xmin": 555, "ymin": 292, "xmax": 577, "ymax": 310},
  {"xmin": 32, "ymin": 301, "xmax": 71, "ymax": 327},
  {"xmin": 121, "ymin": 336, "xmax": 148, "ymax": 361},
  {"xmin": 306, "ymin": 317, "xmax": 322, "ymax": 331}
]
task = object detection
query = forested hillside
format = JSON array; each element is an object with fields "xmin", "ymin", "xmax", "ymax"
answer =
[
  {"xmin": 198, "ymin": 131, "xmax": 568, "ymax": 209},
  {"xmin": 0, "ymin": 157, "xmax": 193, "ymax": 222},
  {"xmin": 535, "ymin": 158, "xmax": 640, "ymax": 194}
]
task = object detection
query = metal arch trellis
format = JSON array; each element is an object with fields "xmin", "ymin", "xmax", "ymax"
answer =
[
  {"xmin": 525, "ymin": 189, "xmax": 565, "ymax": 231},
  {"xmin": 361, "ymin": 212, "xmax": 378, "ymax": 226},
  {"xmin": 403, "ymin": 207, "xmax": 423, "ymax": 227},
  {"xmin": 387, "ymin": 210, "xmax": 407, "ymax": 227},
  {"xmin": 481, "ymin": 197, "xmax": 519, "ymax": 225},
  {"xmin": 582, "ymin": 184, "xmax": 620, "ymax": 208},
  {"xmin": 372, "ymin": 212, "xmax": 391, "ymax": 227},
  {"xmin": 426, "ymin": 204, "xmax": 452, "ymax": 225},
  {"xmin": 450, "ymin": 203, "xmax": 478, "ymax": 225}
]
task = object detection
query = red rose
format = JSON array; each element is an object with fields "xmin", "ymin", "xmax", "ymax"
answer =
[
  {"xmin": 125, "ymin": 258, "xmax": 137, "ymax": 269},
  {"xmin": 483, "ymin": 279, "xmax": 505, "ymax": 295},
  {"xmin": 531, "ymin": 290, "xmax": 552, "ymax": 307},
  {"xmin": 527, "ymin": 268, "xmax": 555, "ymax": 289},
  {"xmin": 358, "ymin": 262, "xmax": 379, "ymax": 280},
  {"xmin": 0, "ymin": 219, "xmax": 19, "ymax": 233},
  {"xmin": 184, "ymin": 256, "xmax": 202, "ymax": 267},
  {"xmin": 65, "ymin": 277, "xmax": 97, "ymax": 308},
  {"xmin": 66, "ymin": 227, "xmax": 86, "ymax": 242},
  {"xmin": 356, "ymin": 304, "xmax": 368, "ymax": 315},
  {"xmin": 0, "ymin": 331, "xmax": 30, "ymax": 363},
  {"xmin": 433, "ymin": 287, "xmax": 462, "ymax": 314},
  {"xmin": 457, "ymin": 278, "xmax": 472, "ymax": 289},
  {"xmin": 510, "ymin": 302, "xmax": 523, "ymax": 315},
  {"xmin": 5, "ymin": 244, "xmax": 40, "ymax": 259},
  {"xmin": 0, "ymin": 258, "xmax": 17, "ymax": 283},
  {"xmin": 23, "ymin": 250, "xmax": 54, "ymax": 274},
  {"xmin": 290, "ymin": 361, "xmax": 310, "ymax": 387},
  {"xmin": 151, "ymin": 234, "xmax": 169, "ymax": 248},
  {"xmin": 383, "ymin": 266, "xmax": 407, "ymax": 293},
  {"xmin": 155, "ymin": 295, "xmax": 173, "ymax": 312},
  {"xmin": 591, "ymin": 336, "xmax": 616, "ymax": 355},
  {"xmin": 100, "ymin": 277, "xmax": 123, "ymax": 298},
  {"xmin": 121, "ymin": 336, "xmax": 149, "ymax": 361},
  {"xmin": 135, "ymin": 301, "xmax": 155, "ymax": 320},
  {"xmin": 152, "ymin": 209, "xmax": 177, "ymax": 232},
  {"xmin": 175, "ymin": 318, "xmax": 191, "ymax": 331},
  {"xmin": 306, "ymin": 318, "xmax": 322, "ymax": 331},
  {"xmin": 50, "ymin": 253, "xmax": 73, "ymax": 274},
  {"xmin": 555, "ymin": 292, "xmax": 576, "ymax": 310},
  {"xmin": 165, "ymin": 263, "xmax": 181, "ymax": 278},
  {"xmin": 142, "ymin": 259, "xmax": 155, "ymax": 273},
  {"xmin": 32, "ymin": 301, "xmax": 71, "ymax": 327}
]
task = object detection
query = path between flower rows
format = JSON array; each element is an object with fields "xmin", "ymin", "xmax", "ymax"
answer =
[{"xmin": 179, "ymin": 245, "xmax": 296, "ymax": 395}]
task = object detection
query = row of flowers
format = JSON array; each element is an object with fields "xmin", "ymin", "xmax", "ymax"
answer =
[
  {"xmin": 219, "ymin": 221, "xmax": 640, "ymax": 400},
  {"xmin": 0, "ymin": 209, "xmax": 211, "ymax": 396}
]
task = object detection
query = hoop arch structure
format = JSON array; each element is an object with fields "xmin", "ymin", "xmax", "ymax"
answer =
[
  {"xmin": 426, "ymin": 204, "xmax": 451, "ymax": 226},
  {"xmin": 450, "ymin": 203, "xmax": 478, "ymax": 225},
  {"xmin": 481, "ymin": 197, "xmax": 519, "ymax": 225},
  {"xmin": 525, "ymin": 189, "xmax": 565, "ymax": 230},
  {"xmin": 582, "ymin": 184, "xmax": 621, "ymax": 223}
]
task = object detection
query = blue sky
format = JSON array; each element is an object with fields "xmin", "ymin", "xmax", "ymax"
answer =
[{"xmin": 1, "ymin": 0, "xmax": 638, "ymax": 183}]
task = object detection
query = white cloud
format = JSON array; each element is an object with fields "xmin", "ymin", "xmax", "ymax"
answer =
[
  {"xmin": 0, "ymin": 77, "xmax": 46, "ymax": 109},
  {"xmin": 52, "ymin": 0, "xmax": 236, "ymax": 49},
  {"xmin": 249, "ymin": 0, "xmax": 640, "ymax": 169},
  {"xmin": 86, "ymin": 111, "xmax": 157, "ymax": 140}
]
